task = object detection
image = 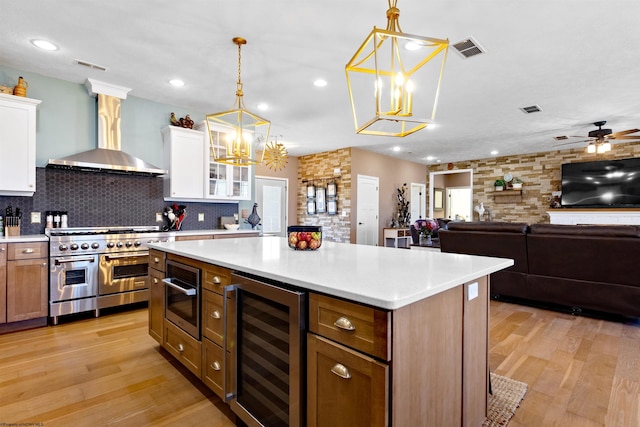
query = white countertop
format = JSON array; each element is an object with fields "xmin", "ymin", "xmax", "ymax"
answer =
[
  {"xmin": 148, "ymin": 236, "xmax": 513, "ymax": 310},
  {"xmin": 0, "ymin": 234, "xmax": 48, "ymax": 243},
  {"xmin": 172, "ymin": 229, "xmax": 259, "ymax": 237}
]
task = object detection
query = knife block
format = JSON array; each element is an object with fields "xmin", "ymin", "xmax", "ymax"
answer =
[{"xmin": 4, "ymin": 218, "xmax": 20, "ymax": 236}]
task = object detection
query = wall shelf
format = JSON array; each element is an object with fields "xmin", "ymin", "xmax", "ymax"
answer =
[{"xmin": 492, "ymin": 189, "xmax": 522, "ymax": 204}]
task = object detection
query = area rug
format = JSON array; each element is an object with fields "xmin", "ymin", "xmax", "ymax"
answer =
[{"xmin": 483, "ymin": 373, "xmax": 528, "ymax": 427}]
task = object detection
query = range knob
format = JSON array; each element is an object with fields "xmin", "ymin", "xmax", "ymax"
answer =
[
  {"xmin": 80, "ymin": 243, "xmax": 89, "ymax": 250},
  {"xmin": 107, "ymin": 242, "xmax": 115, "ymax": 248},
  {"xmin": 91, "ymin": 242, "xmax": 100, "ymax": 249},
  {"xmin": 116, "ymin": 242, "xmax": 124, "ymax": 248},
  {"xmin": 125, "ymin": 241, "xmax": 133, "ymax": 248},
  {"xmin": 70, "ymin": 243, "xmax": 79, "ymax": 250},
  {"xmin": 134, "ymin": 240, "xmax": 142, "ymax": 247},
  {"xmin": 58, "ymin": 244, "xmax": 68, "ymax": 251}
]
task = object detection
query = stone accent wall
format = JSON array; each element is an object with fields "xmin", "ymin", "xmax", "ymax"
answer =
[
  {"xmin": 427, "ymin": 142, "xmax": 640, "ymax": 225},
  {"xmin": 297, "ymin": 149, "xmax": 352, "ymax": 243}
]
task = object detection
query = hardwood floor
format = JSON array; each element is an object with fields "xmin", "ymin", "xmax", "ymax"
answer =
[
  {"xmin": 490, "ymin": 300, "xmax": 640, "ymax": 427},
  {"xmin": 0, "ymin": 307, "xmax": 236, "ymax": 426},
  {"xmin": 0, "ymin": 301, "xmax": 638, "ymax": 426}
]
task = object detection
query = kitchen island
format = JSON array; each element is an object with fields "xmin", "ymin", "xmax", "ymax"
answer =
[{"xmin": 149, "ymin": 236, "xmax": 513, "ymax": 427}]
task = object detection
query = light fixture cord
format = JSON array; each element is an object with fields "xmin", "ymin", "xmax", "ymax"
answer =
[
  {"xmin": 236, "ymin": 41, "xmax": 244, "ymax": 99},
  {"xmin": 386, "ymin": 0, "xmax": 402, "ymax": 33}
]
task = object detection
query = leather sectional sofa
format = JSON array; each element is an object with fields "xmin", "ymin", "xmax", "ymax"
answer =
[{"xmin": 438, "ymin": 222, "xmax": 640, "ymax": 319}]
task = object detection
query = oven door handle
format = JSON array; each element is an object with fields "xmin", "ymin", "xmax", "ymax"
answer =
[
  {"xmin": 162, "ymin": 278, "xmax": 197, "ymax": 296},
  {"xmin": 104, "ymin": 253, "xmax": 148, "ymax": 261},
  {"xmin": 55, "ymin": 256, "xmax": 96, "ymax": 265}
]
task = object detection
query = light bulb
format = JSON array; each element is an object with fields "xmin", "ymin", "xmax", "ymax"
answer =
[{"xmin": 587, "ymin": 143, "xmax": 596, "ymax": 154}]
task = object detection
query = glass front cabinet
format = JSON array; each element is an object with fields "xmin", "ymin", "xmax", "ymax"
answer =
[{"xmin": 198, "ymin": 122, "xmax": 252, "ymax": 201}]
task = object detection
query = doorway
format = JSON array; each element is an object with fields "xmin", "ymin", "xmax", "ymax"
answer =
[
  {"xmin": 356, "ymin": 175, "xmax": 379, "ymax": 246},
  {"xmin": 428, "ymin": 169, "xmax": 473, "ymax": 220},
  {"xmin": 255, "ymin": 177, "xmax": 288, "ymax": 236},
  {"xmin": 410, "ymin": 182, "xmax": 426, "ymax": 221}
]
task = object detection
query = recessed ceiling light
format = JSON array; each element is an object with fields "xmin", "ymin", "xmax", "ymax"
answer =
[
  {"xmin": 257, "ymin": 103, "xmax": 269, "ymax": 111},
  {"xmin": 405, "ymin": 41, "xmax": 422, "ymax": 51},
  {"xmin": 426, "ymin": 156, "xmax": 435, "ymax": 161},
  {"xmin": 313, "ymin": 79, "xmax": 327, "ymax": 87},
  {"xmin": 490, "ymin": 150, "xmax": 499, "ymax": 156},
  {"xmin": 392, "ymin": 146, "xmax": 401, "ymax": 152},
  {"xmin": 169, "ymin": 79, "xmax": 185, "ymax": 87},
  {"xmin": 31, "ymin": 39, "xmax": 58, "ymax": 51}
]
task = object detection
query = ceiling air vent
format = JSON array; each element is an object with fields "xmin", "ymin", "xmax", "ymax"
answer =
[
  {"xmin": 554, "ymin": 135, "xmax": 569, "ymax": 141},
  {"xmin": 452, "ymin": 37, "xmax": 485, "ymax": 59},
  {"xmin": 75, "ymin": 59, "xmax": 108, "ymax": 72},
  {"xmin": 519, "ymin": 105, "xmax": 542, "ymax": 114}
]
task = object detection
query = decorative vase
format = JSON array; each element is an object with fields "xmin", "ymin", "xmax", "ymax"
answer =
[
  {"xmin": 426, "ymin": 235, "xmax": 433, "ymax": 246},
  {"xmin": 420, "ymin": 234, "xmax": 433, "ymax": 246},
  {"xmin": 13, "ymin": 76, "xmax": 28, "ymax": 97},
  {"xmin": 246, "ymin": 203, "xmax": 261, "ymax": 229}
]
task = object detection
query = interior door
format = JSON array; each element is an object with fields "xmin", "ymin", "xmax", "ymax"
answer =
[
  {"xmin": 356, "ymin": 175, "xmax": 379, "ymax": 246},
  {"xmin": 255, "ymin": 177, "xmax": 287, "ymax": 237},
  {"xmin": 446, "ymin": 187, "xmax": 473, "ymax": 221},
  {"xmin": 410, "ymin": 182, "xmax": 426, "ymax": 220}
]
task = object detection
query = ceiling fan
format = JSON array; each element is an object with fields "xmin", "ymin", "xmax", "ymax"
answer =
[{"xmin": 553, "ymin": 121, "xmax": 640, "ymax": 153}]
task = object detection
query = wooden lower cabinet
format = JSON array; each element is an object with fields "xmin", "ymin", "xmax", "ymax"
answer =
[
  {"xmin": 148, "ymin": 267, "xmax": 164, "ymax": 344},
  {"xmin": 164, "ymin": 320, "xmax": 202, "ymax": 377},
  {"xmin": 307, "ymin": 333, "xmax": 388, "ymax": 427},
  {"xmin": 202, "ymin": 289, "xmax": 224, "ymax": 346},
  {"xmin": 6, "ymin": 257, "xmax": 48, "ymax": 322},
  {"xmin": 0, "ymin": 244, "xmax": 6, "ymax": 324},
  {"xmin": 202, "ymin": 337, "xmax": 232, "ymax": 400}
]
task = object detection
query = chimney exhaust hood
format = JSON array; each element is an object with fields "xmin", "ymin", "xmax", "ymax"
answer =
[{"xmin": 47, "ymin": 79, "xmax": 167, "ymax": 176}]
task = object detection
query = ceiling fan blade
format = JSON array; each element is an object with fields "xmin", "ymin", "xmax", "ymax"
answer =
[
  {"xmin": 608, "ymin": 135, "xmax": 640, "ymax": 140},
  {"xmin": 610, "ymin": 128, "xmax": 640, "ymax": 137},
  {"xmin": 552, "ymin": 139, "xmax": 590, "ymax": 147}
]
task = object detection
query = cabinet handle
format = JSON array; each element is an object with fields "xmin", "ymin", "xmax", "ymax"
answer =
[
  {"xmin": 211, "ymin": 361, "xmax": 221, "ymax": 371},
  {"xmin": 0, "ymin": 247, "xmax": 5, "ymax": 252},
  {"xmin": 22, "ymin": 248, "xmax": 35, "ymax": 254},
  {"xmin": 153, "ymin": 278, "xmax": 159, "ymax": 284},
  {"xmin": 177, "ymin": 343, "xmax": 185, "ymax": 353},
  {"xmin": 211, "ymin": 310, "xmax": 221, "ymax": 319},
  {"xmin": 42, "ymin": 263, "xmax": 47, "ymax": 267},
  {"xmin": 331, "ymin": 363, "xmax": 351, "ymax": 379},
  {"xmin": 154, "ymin": 257, "xmax": 160, "ymax": 263},
  {"xmin": 213, "ymin": 275, "xmax": 221, "ymax": 284},
  {"xmin": 334, "ymin": 316, "xmax": 355, "ymax": 331}
]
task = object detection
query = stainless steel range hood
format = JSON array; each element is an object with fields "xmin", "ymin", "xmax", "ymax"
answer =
[{"xmin": 48, "ymin": 79, "xmax": 167, "ymax": 176}]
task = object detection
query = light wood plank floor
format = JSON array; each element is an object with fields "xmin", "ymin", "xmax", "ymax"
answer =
[
  {"xmin": 490, "ymin": 300, "xmax": 640, "ymax": 427},
  {"xmin": 1, "ymin": 301, "xmax": 638, "ymax": 426}
]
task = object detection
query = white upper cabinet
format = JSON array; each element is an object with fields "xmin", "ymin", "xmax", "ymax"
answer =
[
  {"xmin": 196, "ymin": 122, "xmax": 251, "ymax": 202},
  {"xmin": 162, "ymin": 126, "xmax": 206, "ymax": 201},
  {"xmin": 0, "ymin": 94, "xmax": 41, "ymax": 196},
  {"xmin": 162, "ymin": 124, "xmax": 251, "ymax": 202}
]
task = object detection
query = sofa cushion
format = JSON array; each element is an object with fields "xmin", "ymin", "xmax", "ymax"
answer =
[
  {"xmin": 447, "ymin": 222, "xmax": 530, "ymax": 234},
  {"xmin": 530, "ymin": 223, "xmax": 640, "ymax": 238}
]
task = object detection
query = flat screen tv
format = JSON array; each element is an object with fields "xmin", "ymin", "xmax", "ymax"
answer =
[{"xmin": 561, "ymin": 157, "xmax": 640, "ymax": 207}]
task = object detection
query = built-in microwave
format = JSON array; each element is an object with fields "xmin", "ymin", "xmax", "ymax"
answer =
[{"xmin": 163, "ymin": 260, "xmax": 201, "ymax": 340}]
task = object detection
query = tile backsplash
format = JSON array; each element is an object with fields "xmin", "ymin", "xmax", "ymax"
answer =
[{"xmin": 0, "ymin": 168, "xmax": 238, "ymax": 235}]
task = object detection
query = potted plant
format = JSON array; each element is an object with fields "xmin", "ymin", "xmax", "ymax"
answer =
[
  {"xmin": 512, "ymin": 177, "xmax": 524, "ymax": 189},
  {"xmin": 494, "ymin": 179, "xmax": 506, "ymax": 191}
]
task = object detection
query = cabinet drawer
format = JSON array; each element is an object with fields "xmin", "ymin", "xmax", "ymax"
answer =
[
  {"xmin": 202, "ymin": 264, "xmax": 232, "ymax": 294},
  {"xmin": 307, "ymin": 333, "xmax": 388, "ymax": 427},
  {"xmin": 8, "ymin": 242, "xmax": 47, "ymax": 260},
  {"xmin": 202, "ymin": 289, "xmax": 224, "ymax": 346},
  {"xmin": 164, "ymin": 320, "xmax": 202, "ymax": 377},
  {"xmin": 202, "ymin": 338, "xmax": 231, "ymax": 400},
  {"xmin": 309, "ymin": 293, "xmax": 391, "ymax": 361},
  {"xmin": 149, "ymin": 249, "xmax": 166, "ymax": 272}
]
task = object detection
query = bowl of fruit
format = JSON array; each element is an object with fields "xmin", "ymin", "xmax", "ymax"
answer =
[{"xmin": 287, "ymin": 226, "xmax": 322, "ymax": 250}]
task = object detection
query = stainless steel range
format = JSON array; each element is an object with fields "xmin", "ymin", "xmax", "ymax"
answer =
[{"xmin": 47, "ymin": 226, "xmax": 174, "ymax": 324}]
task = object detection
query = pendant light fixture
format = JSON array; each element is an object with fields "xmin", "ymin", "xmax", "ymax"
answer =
[
  {"xmin": 346, "ymin": 0, "xmax": 449, "ymax": 137},
  {"xmin": 206, "ymin": 37, "xmax": 270, "ymax": 166}
]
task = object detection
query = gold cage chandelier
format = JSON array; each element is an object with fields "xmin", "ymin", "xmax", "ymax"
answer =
[
  {"xmin": 206, "ymin": 37, "xmax": 270, "ymax": 166},
  {"xmin": 346, "ymin": 0, "xmax": 449, "ymax": 137}
]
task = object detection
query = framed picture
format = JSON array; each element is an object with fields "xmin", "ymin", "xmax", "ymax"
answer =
[
  {"xmin": 327, "ymin": 199, "xmax": 338, "ymax": 215},
  {"xmin": 434, "ymin": 188, "xmax": 444, "ymax": 210},
  {"xmin": 327, "ymin": 182, "xmax": 337, "ymax": 197},
  {"xmin": 307, "ymin": 200, "xmax": 316, "ymax": 215},
  {"xmin": 307, "ymin": 184, "xmax": 316, "ymax": 198},
  {"xmin": 316, "ymin": 187, "xmax": 326, "ymax": 213}
]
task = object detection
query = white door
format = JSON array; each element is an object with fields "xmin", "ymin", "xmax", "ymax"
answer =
[
  {"xmin": 255, "ymin": 177, "xmax": 287, "ymax": 236},
  {"xmin": 356, "ymin": 175, "xmax": 379, "ymax": 246},
  {"xmin": 410, "ymin": 182, "xmax": 426, "ymax": 221},
  {"xmin": 446, "ymin": 187, "xmax": 472, "ymax": 221}
]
